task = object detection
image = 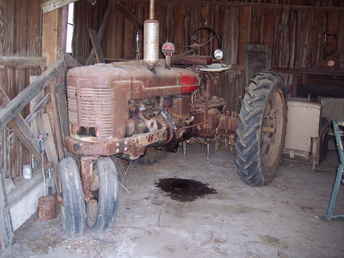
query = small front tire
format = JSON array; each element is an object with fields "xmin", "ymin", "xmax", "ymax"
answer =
[
  {"xmin": 59, "ymin": 157, "xmax": 87, "ymax": 236},
  {"xmin": 90, "ymin": 157, "xmax": 119, "ymax": 232}
]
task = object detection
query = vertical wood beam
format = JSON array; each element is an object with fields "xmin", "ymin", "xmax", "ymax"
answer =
[
  {"xmin": 239, "ymin": 6, "xmax": 252, "ymax": 66},
  {"xmin": 42, "ymin": 4, "xmax": 67, "ymax": 65},
  {"xmin": 0, "ymin": 0, "xmax": 14, "ymax": 248},
  {"xmin": 339, "ymin": 12, "xmax": 344, "ymax": 69},
  {"xmin": 42, "ymin": 3, "xmax": 68, "ymax": 163},
  {"xmin": 0, "ymin": 168, "xmax": 13, "ymax": 249},
  {"xmin": 42, "ymin": 10, "xmax": 60, "ymax": 65}
]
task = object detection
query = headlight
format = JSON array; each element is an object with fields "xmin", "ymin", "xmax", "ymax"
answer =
[{"xmin": 214, "ymin": 49, "xmax": 223, "ymax": 60}]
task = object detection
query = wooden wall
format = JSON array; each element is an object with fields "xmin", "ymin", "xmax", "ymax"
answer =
[
  {"xmin": 0, "ymin": 0, "xmax": 42, "ymax": 98},
  {"xmin": 72, "ymin": 0, "xmax": 344, "ymax": 111},
  {"xmin": 0, "ymin": 0, "xmax": 42, "ymax": 179},
  {"xmin": 74, "ymin": 0, "xmax": 344, "ymax": 66}
]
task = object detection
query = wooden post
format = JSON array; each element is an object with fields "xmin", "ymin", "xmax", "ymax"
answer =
[
  {"xmin": 0, "ymin": 169, "xmax": 13, "ymax": 249},
  {"xmin": 42, "ymin": 4, "xmax": 69, "ymax": 162},
  {"xmin": 46, "ymin": 78, "xmax": 65, "ymax": 161},
  {"xmin": 42, "ymin": 1, "xmax": 68, "ymax": 64},
  {"xmin": 42, "ymin": 10, "xmax": 61, "ymax": 65}
]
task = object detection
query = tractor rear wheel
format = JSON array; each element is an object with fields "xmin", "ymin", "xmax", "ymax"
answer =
[
  {"xmin": 59, "ymin": 157, "xmax": 87, "ymax": 236},
  {"xmin": 235, "ymin": 72, "xmax": 287, "ymax": 186}
]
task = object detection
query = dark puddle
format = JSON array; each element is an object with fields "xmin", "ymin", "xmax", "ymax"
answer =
[{"xmin": 155, "ymin": 178, "xmax": 217, "ymax": 202}]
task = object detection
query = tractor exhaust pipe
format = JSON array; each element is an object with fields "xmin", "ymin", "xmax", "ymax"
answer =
[
  {"xmin": 144, "ymin": 0, "xmax": 159, "ymax": 67},
  {"xmin": 149, "ymin": 0, "xmax": 155, "ymax": 19}
]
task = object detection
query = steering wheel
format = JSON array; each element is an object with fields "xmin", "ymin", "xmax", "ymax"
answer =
[{"xmin": 188, "ymin": 27, "xmax": 222, "ymax": 53}]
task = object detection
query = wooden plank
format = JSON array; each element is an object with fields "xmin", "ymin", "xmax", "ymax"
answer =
[
  {"xmin": 8, "ymin": 118, "xmax": 41, "ymax": 159},
  {"xmin": 231, "ymin": 7, "xmax": 239, "ymax": 65},
  {"xmin": 339, "ymin": 12, "xmax": 344, "ymax": 69},
  {"xmin": 86, "ymin": 3, "xmax": 111, "ymax": 65},
  {"xmin": 40, "ymin": 113, "xmax": 58, "ymax": 164},
  {"xmin": 0, "ymin": 55, "xmax": 78, "ymax": 130},
  {"xmin": 46, "ymin": 79, "xmax": 65, "ymax": 161},
  {"xmin": 238, "ymin": 6, "xmax": 252, "ymax": 66},
  {"xmin": 123, "ymin": 12, "xmax": 135, "ymax": 59},
  {"xmin": 0, "ymin": 57, "xmax": 46, "ymax": 68},
  {"xmin": 42, "ymin": 0, "xmax": 79, "ymax": 14},
  {"xmin": 204, "ymin": 1, "xmax": 344, "ymax": 11},
  {"xmin": 29, "ymin": 76, "xmax": 43, "ymax": 137},
  {"xmin": 88, "ymin": 29, "xmax": 104, "ymax": 63},
  {"xmin": 0, "ymin": 0, "xmax": 14, "ymax": 56},
  {"xmin": 27, "ymin": 95, "xmax": 50, "ymax": 124},
  {"xmin": 55, "ymin": 84, "xmax": 69, "ymax": 141},
  {"xmin": 27, "ymin": 0, "xmax": 42, "ymax": 58},
  {"xmin": 0, "ymin": 169, "xmax": 13, "ymax": 249},
  {"xmin": 42, "ymin": 9, "xmax": 60, "ymax": 65},
  {"xmin": 0, "ymin": 87, "xmax": 42, "ymax": 159}
]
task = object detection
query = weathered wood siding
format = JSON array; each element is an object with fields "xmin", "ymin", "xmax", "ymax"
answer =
[
  {"xmin": 0, "ymin": 0, "xmax": 42, "ymax": 97},
  {"xmin": 74, "ymin": 0, "xmax": 344, "ymax": 65},
  {"xmin": 73, "ymin": 0, "xmax": 344, "ymax": 106},
  {"xmin": 0, "ymin": 0, "xmax": 42, "ymax": 178}
]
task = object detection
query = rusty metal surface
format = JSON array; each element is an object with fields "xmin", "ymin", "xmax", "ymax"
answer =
[
  {"xmin": 80, "ymin": 157, "xmax": 96, "ymax": 201},
  {"xmin": 37, "ymin": 195, "xmax": 57, "ymax": 221},
  {"xmin": 65, "ymin": 58, "xmax": 241, "ymax": 159},
  {"xmin": 67, "ymin": 61, "xmax": 199, "ymax": 141},
  {"xmin": 169, "ymin": 96, "xmax": 191, "ymax": 120},
  {"xmin": 65, "ymin": 126, "xmax": 169, "ymax": 158}
]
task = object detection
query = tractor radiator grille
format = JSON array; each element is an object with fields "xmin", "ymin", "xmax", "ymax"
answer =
[{"xmin": 67, "ymin": 85, "xmax": 114, "ymax": 138}]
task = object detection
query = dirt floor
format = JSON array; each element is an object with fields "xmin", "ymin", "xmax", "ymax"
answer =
[{"xmin": 1, "ymin": 144, "xmax": 344, "ymax": 258}]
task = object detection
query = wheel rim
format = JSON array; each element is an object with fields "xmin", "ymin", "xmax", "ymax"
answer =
[
  {"xmin": 87, "ymin": 167, "xmax": 99, "ymax": 228},
  {"xmin": 261, "ymin": 89, "xmax": 285, "ymax": 169}
]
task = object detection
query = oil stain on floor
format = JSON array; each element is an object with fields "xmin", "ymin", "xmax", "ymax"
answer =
[{"xmin": 155, "ymin": 178, "xmax": 217, "ymax": 202}]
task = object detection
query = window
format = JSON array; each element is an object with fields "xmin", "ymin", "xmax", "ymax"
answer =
[{"xmin": 66, "ymin": 3, "xmax": 74, "ymax": 53}]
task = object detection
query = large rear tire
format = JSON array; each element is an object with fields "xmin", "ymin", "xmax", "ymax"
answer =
[
  {"xmin": 235, "ymin": 72, "xmax": 287, "ymax": 186},
  {"xmin": 59, "ymin": 157, "xmax": 87, "ymax": 236}
]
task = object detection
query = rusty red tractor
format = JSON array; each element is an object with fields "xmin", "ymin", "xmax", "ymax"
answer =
[{"xmin": 59, "ymin": 0, "xmax": 287, "ymax": 235}]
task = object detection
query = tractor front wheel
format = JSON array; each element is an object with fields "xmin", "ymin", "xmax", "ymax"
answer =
[
  {"xmin": 87, "ymin": 157, "xmax": 119, "ymax": 232},
  {"xmin": 59, "ymin": 157, "xmax": 87, "ymax": 236}
]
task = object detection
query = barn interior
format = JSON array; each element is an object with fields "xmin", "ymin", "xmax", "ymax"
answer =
[{"xmin": 0, "ymin": 0, "xmax": 344, "ymax": 257}]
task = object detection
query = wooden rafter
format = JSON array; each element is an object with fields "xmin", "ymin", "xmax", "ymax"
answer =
[
  {"xmin": 41, "ymin": 0, "xmax": 79, "ymax": 13},
  {"xmin": 0, "ymin": 56, "xmax": 46, "ymax": 68},
  {"xmin": 207, "ymin": 1, "xmax": 344, "ymax": 10}
]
